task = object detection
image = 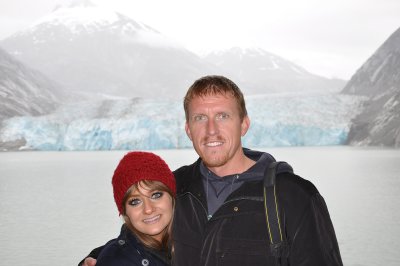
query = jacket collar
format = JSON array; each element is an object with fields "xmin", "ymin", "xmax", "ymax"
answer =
[
  {"xmin": 176, "ymin": 157, "xmax": 208, "ymax": 207},
  {"xmin": 118, "ymin": 225, "xmax": 171, "ymax": 265}
]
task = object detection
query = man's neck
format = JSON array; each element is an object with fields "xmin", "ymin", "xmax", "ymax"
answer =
[{"xmin": 207, "ymin": 153, "xmax": 256, "ymax": 177}]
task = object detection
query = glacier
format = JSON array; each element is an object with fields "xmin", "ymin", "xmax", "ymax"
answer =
[{"xmin": 0, "ymin": 93, "xmax": 365, "ymax": 151}]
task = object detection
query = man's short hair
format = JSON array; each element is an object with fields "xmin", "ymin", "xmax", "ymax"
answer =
[{"xmin": 183, "ymin": 75, "xmax": 248, "ymax": 121}]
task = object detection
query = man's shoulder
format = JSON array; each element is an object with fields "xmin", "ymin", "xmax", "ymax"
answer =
[
  {"xmin": 173, "ymin": 158, "xmax": 202, "ymax": 192},
  {"xmin": 277, "ymin": 171, "xmax": 320, "ymax": 198},
  {"xmin": 173, "ymin": 158, "xmax": 200, "ymax": 179}
]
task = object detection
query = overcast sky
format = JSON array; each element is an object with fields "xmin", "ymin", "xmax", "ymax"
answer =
[{"xmin": 1, "ymin": 0, "xmax": 399, "ymax": 80}]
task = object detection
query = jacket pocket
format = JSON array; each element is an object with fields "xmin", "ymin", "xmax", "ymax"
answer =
[{"xmin": 216, "ymin": 237, "xmax": 270, "ymax": 266}]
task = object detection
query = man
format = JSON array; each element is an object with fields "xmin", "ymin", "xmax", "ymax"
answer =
[{"xmin": 81, "ymin": 75, "xmax": 343, "ymax": 265}]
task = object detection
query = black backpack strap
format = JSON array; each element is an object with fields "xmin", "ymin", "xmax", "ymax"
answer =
[{"xmin": 263, "ymin": 161, "xmax": 291, "ymax": 263}]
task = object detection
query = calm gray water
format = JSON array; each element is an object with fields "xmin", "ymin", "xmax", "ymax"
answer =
[{"xmin": 0, "ymin": 146, "xmax": 399, "ymax": 266}]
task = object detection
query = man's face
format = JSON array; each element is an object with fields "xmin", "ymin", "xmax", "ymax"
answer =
[{"xmin": 185, "ymin": 93, "xmax": 250, "ymax": 170}]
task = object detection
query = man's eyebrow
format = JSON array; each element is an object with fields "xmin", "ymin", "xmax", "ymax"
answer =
[{"xmin": 190, "ymin": 113, "xmax": 205, "ymax": 119}]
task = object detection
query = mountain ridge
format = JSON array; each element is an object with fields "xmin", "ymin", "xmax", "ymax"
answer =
[
  {"xmin": 204, "ymin": 47, "xmax": 346, "ymax": 94},
  {"xmin": 342, "ymin": 27, "xmax": 400, "ymax": 147}
]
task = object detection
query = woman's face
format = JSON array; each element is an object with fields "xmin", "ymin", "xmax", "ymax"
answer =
[{"xmin": 124, "ymin": 181, "xmax": 173, "ymax": 242}]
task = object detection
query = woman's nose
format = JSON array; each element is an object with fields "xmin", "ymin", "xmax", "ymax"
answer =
[{"xmin": 142, "ymin": 198, "xmax": 155, "ymax": 214}]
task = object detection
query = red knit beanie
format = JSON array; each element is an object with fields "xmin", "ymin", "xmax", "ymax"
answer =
[{"xmin": 112, "ymin": 151, "xmax": 176, "ymax": 215}]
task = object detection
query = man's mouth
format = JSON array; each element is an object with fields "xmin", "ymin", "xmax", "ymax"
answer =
[{"xmin": 205, "ymin": 141, "xmax": 223, "ymax": 147}]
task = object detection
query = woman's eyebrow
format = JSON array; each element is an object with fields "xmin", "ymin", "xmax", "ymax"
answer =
[{"xmin": 128, "ymin": 189, "xmax": 156, "ymax": 198}]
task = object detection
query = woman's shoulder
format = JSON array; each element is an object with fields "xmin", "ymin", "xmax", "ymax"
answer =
[
  {"xmin": 96, "ymin": 228, "xmax": 141, "ymax": 265},
  {"xmin": 96, "ymin": 227, "xmax": 169, "ymax": 266},
  {"xmin": 95, "ymin": 237, "xmax": 126, "ymax": 264}
]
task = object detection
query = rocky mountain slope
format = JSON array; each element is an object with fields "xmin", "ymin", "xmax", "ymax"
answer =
[
  {"xmin": 0, "ymin": 47, "xmax": 63, "ymax": 121},
  {"xmin": 342, "ymin": 27, "xmax": 400, "ymax": 147}
]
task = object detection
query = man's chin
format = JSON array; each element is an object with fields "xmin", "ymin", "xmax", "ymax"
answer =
[{"xmin": 202, "ymin": 156, "xmax": 227, "ymax": 168}]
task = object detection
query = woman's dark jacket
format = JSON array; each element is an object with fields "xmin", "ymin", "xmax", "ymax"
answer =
[
  {"xmin": 95, "ymin": 225, "xmax": 170, "ymax": 266},
  {"xmin": 172, "ymin": 149, "xmax": 343, "ymax": 266}
]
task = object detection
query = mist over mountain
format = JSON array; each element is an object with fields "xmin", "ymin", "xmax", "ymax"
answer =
[
  {"xmin": 204, "ymin": 47, "xmax": 346, "ymax": 94},
  {"xmin": 1, "ymin": 1, "xmax": 216, "ymax": 99},
  {"xmin": 0, "ymin": 0, "xmax": 345, "ymax": 99},
  {"xmin": 0, "ymin": 47, "xmax": 63, "ymax": 121},
  {"xmin": 342, "ymin": 27, "xmax": 400, "ymax": 147}
]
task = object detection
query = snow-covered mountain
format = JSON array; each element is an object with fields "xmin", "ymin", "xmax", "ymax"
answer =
[
  {"xmin": 342, "ymin": 27, "xmax": 400, "ymax": 147},
  {"xmin": 0, "ymin": 46, "xmax": 63, "ymax": 121},
  {"xmin": 204, "ymin": 47, "xmax": 346, "ymax": 94},
  {"xmin": 1, "ymin": 0, "xmax": 346, "ymax": 100},
  {"xmin": 1, "ymin": 0, "xmax": 216, "ymax": 99},
  {"xmin": 0, "ymin": 92, "xmax": 364, "ymax": 151}
]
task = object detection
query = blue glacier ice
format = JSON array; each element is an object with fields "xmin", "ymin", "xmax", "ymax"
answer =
[{"xmin": 0, "ymin": 93, "xmax": 365, "ymax": 151}]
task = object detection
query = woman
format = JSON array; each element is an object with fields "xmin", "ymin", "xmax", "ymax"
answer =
[{"xmin": 96, "ymin": 151, "xmax": 176, "ymax": 266}]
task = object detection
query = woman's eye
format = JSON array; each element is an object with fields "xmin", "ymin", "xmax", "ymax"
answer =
[
  {"xmin": 151, "ymin": 191, "xmax": 163, "ymax": 199},
  {"xmin": 128, "ymin": 198, "xmax": 141, "ymax": 206}
]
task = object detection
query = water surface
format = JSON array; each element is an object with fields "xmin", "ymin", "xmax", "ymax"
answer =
[{"xmin": 0, "ymin": 146, "xmax": 399, "ymax": 265}]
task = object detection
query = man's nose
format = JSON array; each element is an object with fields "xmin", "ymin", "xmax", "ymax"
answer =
[{"xmin": 207, "ymin": 118, "xmax": 219, "ymax": 135}]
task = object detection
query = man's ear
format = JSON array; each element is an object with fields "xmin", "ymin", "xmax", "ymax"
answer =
[
  {"xmin": 185, "ymin": 122, "xmax": 192, "ymax": 141},
  {"xmin": 241, "ymin": 116, "xmax": 250, "ymax": 136}
]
